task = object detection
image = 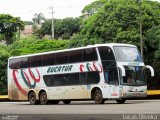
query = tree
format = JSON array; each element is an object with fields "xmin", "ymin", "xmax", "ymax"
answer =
[
  {"xmin": 36, "ymin": 18, "xmax": 81, "ymax": 39},
  {"xmin": 146, "ymin": 25, "xmax": 160, "ymax": 60},
  {"xmin": 0, "ymin": 14, "xmax": 24, "ymax": 45},
  {"xmin": 70, "ymin": 0, "xmax": 160, "ymax": 48},
  {"xmin": 0, "ymin": 44, "xmax": 9, "ymax": 94},
  {"xmin": 81, "ymin": 0, "xmax": 107, "ymax": 18},
  {"xmin": 8, "ymin": 36, "xmax": 70, "ymax": 56},
  {"xmin": 32, "ymin": 13, "xmax": 45, "ymax": 25}
]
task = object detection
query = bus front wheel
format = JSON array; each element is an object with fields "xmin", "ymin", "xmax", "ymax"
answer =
[
  {"xmin": 116, "ymin": 99, "xmax": 126, "ymax": 104},
  {"xmin": 63, "ymin": 100, "xmax": 71, "ymax": 104},
  {"xmin": 39, "ymin": 91, "xmax": 48, "ymax": 105},
  {"xmin": 94, "ymin": 89, "xmax": 105, "ymax": 104},
  {"xmin": 28, "ymin": 92, "xmax": 39, "ymax": 105}
]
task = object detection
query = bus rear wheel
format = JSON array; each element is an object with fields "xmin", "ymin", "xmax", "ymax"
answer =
[
  {"xmin": 116, "ymin": 99, "xmax": 126, "ymax": 104},
  {"xmin": 63, "ymin": 100, "xmax": 71, "ymax": 104},
  {"xmin": 94, "ymin": 89, "xmax": 105, "ymax": 104},
  {"xmin": 40, "ymin": 91, "xmax": 48, "ymax": 105},
  {"xmin": 28, "ymin": 92, "xmax": 39, "ymax": 105}
]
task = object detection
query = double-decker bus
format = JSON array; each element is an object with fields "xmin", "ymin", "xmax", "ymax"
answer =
[{"xmin": 8, "ymin": 43, "xmax": 154, "ymax": 104}]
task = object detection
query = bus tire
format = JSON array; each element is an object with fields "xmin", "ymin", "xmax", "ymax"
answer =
[
  {"xmin": 116, "ymin": 99, "xmax": 126, "ymax": 104},
  {"xmin": 39, "ymin": 91, "xmax": 48, "ymax": 105},
  {"xmin": 63, "ymin": 100, "xmax": 71, "ymax": 104},
  {"xmin": 94, "ymin": 89, "xmax": 105, "ymax": 104},
  {"xmin": 50, "ymin": 100, "xmax": 60, "ymax": 104},
  {"xmin": 28, "ymin": 92, "xmax": 39, "ymax": 105}
]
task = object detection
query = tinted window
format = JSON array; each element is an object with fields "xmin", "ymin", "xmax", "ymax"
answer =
[
  {"xmin": 102, "ymin": 61, "xmax": 116, "ymax": 71},
  {"xmin": 82, "ymin": 48, "xmax": 98, "ymax": 62},
  {"xmin": 20, "ymin": 57, "xmax": 30, "ymax": 68},
  {"xmin": 80, "ymin": 73, "xmax": 87, "ymax": 85},
  {"xmin": 87, "ymin": 71, "xmax": 100, "ymax": 84},
  {"xmin": 80, "ymin": 71, "xmax": 100, "ymax": 84},
  {"xmin": 69, "ymin": 50, "xmax": 82, "ymax": 63},
  {"xmin": 43, "ymin": 73, "xmax": 80, "ymax": 87},
  {"xmin": 55, "ymin": 52, "xmax": 68, "ymax": 65},
  {"xmin": 98, "ymin": 47, "xmax": 115, "ymax": 60},
  {"xmin": 9, "ymin": 58, "xmax": 20, "ymax": 69},
  {"xmin": 108, "ymin": 68, "xmax": 119, "ymax": 85},
  {"xmin": 43, "ymin": 53, "xmax": 55, "ymax": 66},
  {"xmin": 43, "ymin": 72, "xmax": 100, "ymax": 87},
  {"xmin": 30, "ymin": 55, "xmax": 42, "ymax": 67}
]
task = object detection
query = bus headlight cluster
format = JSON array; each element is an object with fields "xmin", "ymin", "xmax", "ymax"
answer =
[{"xmin": 121, "ymin": 89, "xmax": 126, "ymax": 96}]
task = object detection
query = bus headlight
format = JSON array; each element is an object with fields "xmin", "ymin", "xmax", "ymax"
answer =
[{"xmin": 121, "ymin": 90, "xmax": 126, "ymax": 96}]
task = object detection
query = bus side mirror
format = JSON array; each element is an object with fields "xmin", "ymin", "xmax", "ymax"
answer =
[
  {"xmin": 143, "ymin": 65, "xmax": 154, "ymax": 77},
  {"xmin": 117, "ymin": 64, "xmax": 126, "ymax": 77}
]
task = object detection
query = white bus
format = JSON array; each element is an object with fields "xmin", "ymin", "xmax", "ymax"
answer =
[{"xmin": 8, "ymin": 43, "xmax": 154, "ymax": 104}]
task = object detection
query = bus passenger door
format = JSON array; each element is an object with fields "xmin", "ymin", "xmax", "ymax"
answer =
[{"xmin": 108, "ymin": 68, "xmax": 120, "ymax": 98}]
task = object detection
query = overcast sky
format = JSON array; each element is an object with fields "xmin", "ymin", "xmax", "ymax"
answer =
[
  {"xmin": 0, "ymin": 0, "xmax": 159, "ymax": 21},
  {"xmin": 0, "ymin": 0, "xmax": 96, "ymax": 21}
]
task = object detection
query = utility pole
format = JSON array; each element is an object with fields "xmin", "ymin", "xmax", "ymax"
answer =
[
  {"xmin": 50, "ymin": 6, "xmax": 54, "ymax": 39},
  {"xmin": 138, "ymin": 0, "xmax": 143, "ymax": 59}
]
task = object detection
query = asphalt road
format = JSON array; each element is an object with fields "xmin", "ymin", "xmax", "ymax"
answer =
[{"xmin": 0, "ymin": 100, "xmax": 160, "ymax": 120}]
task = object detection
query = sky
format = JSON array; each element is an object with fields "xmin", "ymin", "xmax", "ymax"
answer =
[
  {"xmin": 0, "ymin": 0, "xmax": 160, "ymax": 21},
  {"xmin": 0, "ymin": 0, "xmax": 96, "ymax": 21}
]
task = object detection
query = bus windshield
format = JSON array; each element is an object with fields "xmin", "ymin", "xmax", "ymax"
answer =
[
  {"xmin": 114, "ymin": 46, "xmax": 143, "ymax": 62},
  {"xmin": 120, "ymin": 66, "xmax": 146, "ymax": 86}
]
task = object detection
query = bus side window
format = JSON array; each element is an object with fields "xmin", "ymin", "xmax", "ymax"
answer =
[
  {"xmin": 82, "ymin": 48, "xmax": 98, "ymax": 62},
  {"xmin": 87, "ymin": 71, "xmax": 100, "ymax": 84},
  {"xmin": 69, "ymin": 50, "xmax": 82, "ymax": 63},
  {"xmin": 30, "ymin": 55, "xmax": 42, "ymax": 67},
  {"xmin": 80, "ymin": 73, "xmax": 87, "ymax": 85},
  {"xmin": 98, "ymin": 47, "xmax": 116, "ymax": 71},
  {"xmin": 9, "ymin": 58, "xmax": 20, "ymax": 69},
  {"xmin": 55, "ymin": 52, "xmax": 69, "ymax": 65},
  {"xmin": 98, "ymin": 47, "xmax": 115, "ymax": 61},
  {"xmin": 20, "ymin": 57, "xmax": 30, "ymax": 68},
  {"xmin": 43, "ymin": 53, "xmax": 55, "ymax": 66},
  {"xmin": 108, "ymin": 68, "xmax": 119, "ymax": 85},
  {"xmin": 104, "ymin": 71, "xmax": 109, "ymax": 83}
]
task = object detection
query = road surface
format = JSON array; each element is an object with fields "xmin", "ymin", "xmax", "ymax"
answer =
[{"xmin": 0, "ymin": 100, "xmax": 159, "ymax": 120}]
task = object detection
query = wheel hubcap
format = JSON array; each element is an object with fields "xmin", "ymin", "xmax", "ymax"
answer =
[
  {"xmin": 96, "ymin": 94, "xmax": 100, "ymax": 101},
  {"xmin": 30, "ymin": 95, "xmax": 35, "ymax": 103}
]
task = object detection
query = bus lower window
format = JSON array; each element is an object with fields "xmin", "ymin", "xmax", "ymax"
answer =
[
  {"xmin": 43, "ymin": 71, "xmax": 100, "ymax": 87},
  {"xmin": 43, "ymin": 73, "xmax": 80, "ymax": 87},
  {"xmin": 87, "ymin": 71, "xmax": 100, "ymax": 84}
]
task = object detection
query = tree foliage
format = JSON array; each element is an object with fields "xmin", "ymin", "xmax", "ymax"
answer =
[
  {"xmin": 35, "ymin": 17, "xmax": 81, "ymax": 39},
  {"xmin": 0, "ymin": 44, "xmax": 9, "ymax": 94},
  {"xmin": 9, "ymin": 36, "xmax": 69, "ymax": 56},
  {"xmin": 81, "ymin": 0, "xmax": 107, "ymax": 18},
  {"xmin": 70, "ymin": 0, "xmax": 160, "ymax": 48},
  {"xmin": 32, "ymin": 13, "xmax": 45, "ymax": 25},
  {"xmin": 0, "ymin": 14, "xmax": 24, "ymax": 44}
]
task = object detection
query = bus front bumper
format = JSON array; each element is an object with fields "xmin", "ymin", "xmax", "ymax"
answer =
[{"xmin": 120, "ymin": 92, "xmax": 147, "ymax": 98}]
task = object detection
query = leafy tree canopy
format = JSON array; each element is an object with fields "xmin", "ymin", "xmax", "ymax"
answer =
[
  {"xmin": 35, "ymin": 17, "xmax": 81, "ymax": 39},
  {"xmin": 9, "ymin": 36, "xmax": 70, "ymax": 56},
  {"xmin": 0, "ymin": 14, "xmax": 24, "ymax": 44},
  {"xmin": 32, "ymin": 13, "xmax": 45, "ymax": 25},
  {"xmin": 81, "ymin": 0, "xmax": 107, "ymax": 17},
  {"xmin": 70, "ymin": 0, "xmax": 160, "ymax": 49},
  {"xmin": 0, "ymin": 44, "xmax": 9, "ymax": 94}
]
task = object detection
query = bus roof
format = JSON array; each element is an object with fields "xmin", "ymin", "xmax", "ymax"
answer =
[{"xmin": 8, "ymin": 43, "xmax": 136, "ymax": 59}]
